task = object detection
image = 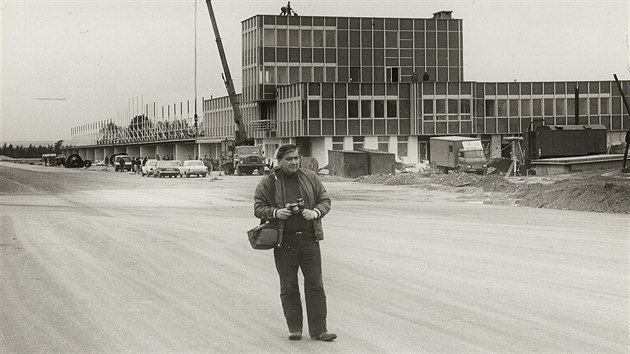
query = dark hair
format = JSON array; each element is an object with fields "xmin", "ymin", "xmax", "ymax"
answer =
[{"xmin": 276, "ymin": 144, "xmax": 298, "ymax": 160}]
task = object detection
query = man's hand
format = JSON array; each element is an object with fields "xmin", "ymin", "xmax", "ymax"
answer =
[
  {"xmin": 276, "ymin": 208, "xmax": 292, "ymax": 220},
  {"xmin": 301, "ymin": 209, "xmax": 318, "ymax": 221}
]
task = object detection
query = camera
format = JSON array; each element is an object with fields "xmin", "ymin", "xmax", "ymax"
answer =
[{"xmin": 287, "ymin": 198, "xmax": 305, "ymax": 214}]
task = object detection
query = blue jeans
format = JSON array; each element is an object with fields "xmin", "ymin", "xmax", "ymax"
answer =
[{"xmin": 274, "ymin": 235, "xmax": 327, "ymax": 336}]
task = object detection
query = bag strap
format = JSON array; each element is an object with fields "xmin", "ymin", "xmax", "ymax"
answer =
[{"xmin": 260, "ymin": 173, "xmax": 277, "ymax": 225}]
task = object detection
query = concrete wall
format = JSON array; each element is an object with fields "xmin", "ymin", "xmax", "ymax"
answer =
[{"xmin": 310, "ymin": 137, "xmax": 327, "ymax": 167}]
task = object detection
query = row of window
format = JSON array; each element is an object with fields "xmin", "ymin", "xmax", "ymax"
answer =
[
  {"xmin": 259, "ymin": 28, "xmax": 461, "ymax": 50},
  {"xmin": 256, "ymin": 15, "xmax": 461, "ymax": 32},
  {"xmin": 259, "ymin": 47, "xmax": 461, "ymax": 68},
  {"xmin": 259, "ymin": 65, "xmax": 461, "ymax": 86},
  {"xmin": 422, "ymin": 81, "xmax": 629, "ymax": 96},
  {"xmin": 331, "ymin": 136, "xmax": 409, "ymax": 156},
  {"xmin": 305, "ymin": 119, "xmax": 411, "ymax": 137},
  {"xmin": 307, "ymin": 99, "xmax": 411, "ymax": 119}
]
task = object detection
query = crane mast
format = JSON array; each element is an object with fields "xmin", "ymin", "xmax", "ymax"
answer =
[{"xmin": 204, "ymin": 0, "xmax": 249, "ymax": 144}]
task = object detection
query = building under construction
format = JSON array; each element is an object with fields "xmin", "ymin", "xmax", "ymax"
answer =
[{"xmin": 67, "ymin": 10, "xmax": 629, "ymax": 167}]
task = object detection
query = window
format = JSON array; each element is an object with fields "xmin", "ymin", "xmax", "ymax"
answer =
[
  {"xmin": 361, "ymin": 100, "xmax": 372, "ymax": 118},
  {"xmin": 397, "ymin": 136, "xmax": 408, "ymax": 157},
  {"xmin": 353, "ymin": 136, "xmax": 364, "ymax": 151},
  {"xmin": 485, "ymin": 100, "xmax": 495, "ymax": 117},
  {"xmin": 386, "ymin": 67, "xmax": 399, "ymax": 82},
  {"xmin": 332, "ymin": 136, "xmax": 344, "ymax": 151},
  {"xmin": 301, "ymin": 30, "xmax": 312, "ymax": 46},
  {"xmin": 348, "ymin": 100, "xmax": 359, "ymax": 118},
  {"xmin": 417, "ymin": 102, "xmax": 431, "ymax": 118},
  {"xmin": 378, "ymin": 136, "xmax": 389, "ymax": 152},
  {"xmin": 387, "ymin": 100, "xmax": 397, "ymax": 118},
  {"xmin": 350, "ymin": 67, "xmax": 360, "ymax": 82}
]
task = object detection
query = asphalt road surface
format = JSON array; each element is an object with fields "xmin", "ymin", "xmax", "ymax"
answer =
[{"xmin": 1, "ymin": 162, "xmax": 628, "ymax": 353}]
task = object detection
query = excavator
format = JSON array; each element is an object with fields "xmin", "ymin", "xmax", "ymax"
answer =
[{"xmin": 204, "ymin": 0, "xmax": 266, "ymax": 175}]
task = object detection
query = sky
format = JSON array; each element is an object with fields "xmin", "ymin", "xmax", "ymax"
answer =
[{"xmin": 1, "ymin": 0, "xmax": 628, "ymax": 143}]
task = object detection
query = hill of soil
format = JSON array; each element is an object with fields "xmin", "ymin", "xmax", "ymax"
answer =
[{"xmin": 353, "ymin": 169, "xmax": 630, "ymax": 214}]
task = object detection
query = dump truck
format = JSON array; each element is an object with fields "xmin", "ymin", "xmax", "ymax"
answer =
[{"xmin": 430, "ymin": 136, "xmax": 487, "ymax": 174}]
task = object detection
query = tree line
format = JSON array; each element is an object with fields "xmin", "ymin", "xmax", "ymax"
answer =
[{"xmin": 0, "ymin": 140, "xmax": 64, "ymax": 158}]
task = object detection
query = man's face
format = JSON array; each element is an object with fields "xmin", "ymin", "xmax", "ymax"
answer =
[{"xmin": 278, "ymin": 149, "xmax": 299, "ymax": 175}]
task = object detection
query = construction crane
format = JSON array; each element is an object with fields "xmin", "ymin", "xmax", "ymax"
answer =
[
  {"xmin": 204, "ymin": 0, "xmax": 251, "ymax": 146},
  {"xmin": 204, "ymin": 0, "xmax": 268, "ymax": 176}
]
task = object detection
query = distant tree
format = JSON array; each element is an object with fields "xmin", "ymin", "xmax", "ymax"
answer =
[{"xmin": 54, "ymin": 140, "xmax": 63, "ymax": 154}]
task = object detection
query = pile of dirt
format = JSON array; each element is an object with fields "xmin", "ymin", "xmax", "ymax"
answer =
[
  {"xmin": 353, "ymin": 169, "xmax": 630, "ymax": 214},
  {"xmin": 355, "ymin": 173, "xmax": 431, "ymax": 185},
  {"xmin": 517, "ymin": 175, "xmax": 630, "ymax": 214},
  {"xmin": 429, "ymin": 172, "xmax": 481, "ymax": 187}
]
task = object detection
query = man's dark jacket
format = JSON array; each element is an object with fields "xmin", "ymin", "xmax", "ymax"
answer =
[{"xmin": 254, "ymin": 167, "xmax": 331, "ymax": 246}]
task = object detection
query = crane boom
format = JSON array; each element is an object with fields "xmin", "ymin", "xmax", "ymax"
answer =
[{"xmin": 204, "ymin": 0, "xmax": 248, "ymax": 144}]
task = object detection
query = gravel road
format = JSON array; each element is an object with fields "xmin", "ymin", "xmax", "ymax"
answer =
[{"xmin": 1, "ymin": 162, "xmax": 627, "ymax": 353}]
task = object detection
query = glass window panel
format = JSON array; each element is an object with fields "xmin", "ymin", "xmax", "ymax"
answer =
[
  {"xmin": 313, "ymin": 67, "xmax": 324, "ymax": 81},
  {"xmin": 361, "ymin": 100, "xmax": 372, "ymax": 118},
  {"xmin": 414, "ymin": 33, "xmax": 425, "ymax": 48},
  {"xmin": 337, "ymin": 67, "xmax": 348, "ymax": 82},
  {"xmin": 361, "ymin": 83, "xmax": 372, "ymax": 95},
  {"xmin": 362, "ymin": 31, "xmax": 372, "ymax": 48},
  {"xmin": 322, "ymin": 83, "xmax": 334, "ymax": 98},
  {"xmin": 532, "ymin": 99, "xmax": 542, "ymax": 116},
  {"xmin": 448, "ymin": 99, "xmax": 458, "ymax": 113},
  {"xmin": 335, "ymin": 100, "xmax": 346, "ymax": 118},
  {"xmin": 386, "ymin": 32, "xmax": 398, "ymax": 48},
  {"xmin": 423, "ymin": 99, "xmax": 434, "ymax": 114},
  {"xmin": 544, "ymin": 98, "xmax": 554, "ymax": 115},
  {"xmin": 277, "ymin": 29, "xmax": 287, "ymax": 46},
  {"xmin": 374, "ymin": 67, "xmax": 384, "ymax": 82},
  {"xmin": 325, "ymin": 30, "xmax": 336, "ymax": 47},
  {"xmin": 461, "ymin": 99, "xmax": 471, "ymax": 114},
  {"xmin": 313, "ymin": 48, "xmax": 324, "ymax": 63},
  {"xmin": 348, "ymin": 83, "xmax": 359, "ymax": 96},
  {"xmin": 309, "ymin": 100, "xmax": 320, "ymax": 118},
  {"xmin": 264, "ymin": 29, "xmax": 275, "ymax": 46},
  {"xmin": 289, "ymin": 67, "xmax": 299, "ymax": 84},
  {"xmin": 426, "ymin": 31, "xmax": 436, "ymax": 48},
  {"xmin": 337, "ymin": 30, "xmax": 348, "ymax": 47},
  {"xmin": 399, "ymin": 100, "xmax": 410, "ymax": 118},
  {"xmin": 277, "ymin": 48, "xmax": 287, "ymax": 62},
  {"xmin": 350, "ymin": 31, "xmax": 360, "ymax": 48},
  {"xmin": 302, "ymin": 67, "xmax": 312, "ymax": 82},
  {"xmin": 277, "ymin": 66, "xmax": 288, "ymax": 84},
  {"xmin": 485, "ymin": 100, "xmax": 495, "ymax": 117},
  {"xmin": 374, "ymin": 49, "xmax": 384, "ymax": 66},
  {"xmin": 448, "ymin": 32, "xmax": 459, "ymax": 49},
  {"xmin": 532, "ymin": 83, "xmax": 543, "ymax": 95},
  {"xmin": 337, "ymin": 48, "xmax": 348, "ymax": 65},
  {"xmin": 313, "ymin": 30, "xmax": 324, "ymax": 47},
  {"xmin": 426, "ymin": 49, "xmax": 436, "ymax": 66},
  {"xmin": 387, "ymin": 100, "xmax": 397, "ymax": 117},
  {"xmin": 289, "ymin": 29, "xmax": 299, "ymax": 47},
  {"xmin": 322, "ymin": 100, "xmax": 334, "ymax": 118},
  {"xmin": 301, "ymin": 30, "xmax": 312, "ymax": 47},
  {"xmin": 348, "ymin": 100, "xmax": 359, "ymax": 118},
  {"xmin": 362, "ymin": 67, "xmax": 373, "ymax": 82},
  {"xmin": 374, "ymin": 100, "xmax": 385, "ymax": 117},
  {"xmin": 374, "ymin": 83, "xmax": 385, "ymax": 95},
  {"xmin": 543, "ymin": 82, "xmax": 554, "ymax": 95},
  {"xmin": 325, "ymin": 48, "xmax": 336, "ymax": 63},
  {"xmin": 437, "ymin": 32, "xmax": 447, "ymax": 48},
  {"xmin": 301, "ymin": 48, "xmax": 312, "ymax": 63},
  {"xmin": 362, "ymin": 49, "xmax": 373, "ymax": 66},
  {"xmin": 289, "ymin": 48, "xmax": 300, "ymax": 62},
  {"xmin": 509, "ymin": 99, "xmax": 519, "ymax": 116},
  {"xmin": 556, "ymin": 98, "xmax": 566, "ymax": 116},
  {"xmin": 601, "ymin": 97, "xmax": 609, "ymax": 114},
  {"xmin": 350, "ymin": 67, "xmax": 360, "ymax": 82},
  {"xmin": 521, "ymin": 99, "xmax": 531, "ymax": 116},
  {"xmin": 264, "ymin": 47, "xmax": 275, "ymax": 62},
  {"xmin": 373, "ymin": 31, "xmax": 384, "ymax": 48},
  {"xmin": 436, "ymin": 99, "xmax": 446, "ymax": 114}
]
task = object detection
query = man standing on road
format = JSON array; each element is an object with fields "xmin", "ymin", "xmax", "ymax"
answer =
[
  {"xmin": 119, "ymin": 157, "xmax": 125, "ymax": 172},
  {"xmin": 254, "ymin": 144, "xmax": 337, "ymax": 342}
]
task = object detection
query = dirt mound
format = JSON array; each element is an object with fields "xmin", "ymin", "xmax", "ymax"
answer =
[
  {"xmin": 355, "ymin": 173, "xmax": 431, "ymax": 185},
  {"xmin": 517, "ymin": 175, "xmax": 630, "ymax": 214},
  {"xmin": 471, "ymin": 175, "xmax": 524, "ymax": 193},
  {"xmin": 430, "ymin": 173, "xmax": 481, "ymax": 187}
]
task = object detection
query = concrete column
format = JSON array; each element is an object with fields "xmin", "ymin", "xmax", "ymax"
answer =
[
  {"xmin": 490, "ymin": 135, "xmax": 502, "ymax": 158},
  {"xmin": 364, "ymin": 136, "xmax": 378, "ymax": 150}
]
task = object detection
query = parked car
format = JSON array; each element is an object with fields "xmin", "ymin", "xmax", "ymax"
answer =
[
  {"xmin": 141, "ymin": 159, "xmax": 158, "ymax": 176},
  {"xmin": 179, "ymin": 160, "xmax": 208, "ymax": 177},
  {"xmin": 113, "ymin": 155, "xmax": 133, "ymax": 172},
  {"xmin": 153, "ymin": 160, "xmax": 181, "ymax": 178}
]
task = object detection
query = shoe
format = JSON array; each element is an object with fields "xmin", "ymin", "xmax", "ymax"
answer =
[
  {"xmin": 288, "ymin": 332, "xmax": 302, "ymax": 340},
  {"xmin": 311, "ymin": 332, "xmax": 337, "ymax": 341}
]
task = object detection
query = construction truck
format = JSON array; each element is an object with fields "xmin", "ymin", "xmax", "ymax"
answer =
[
  {"xmin": 430, "ymin": 136, "xmax": 487, "ymax": 174},
  {"xmin": 205, "ymin": 0, "xmax": 266, "ymax": 175}
]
